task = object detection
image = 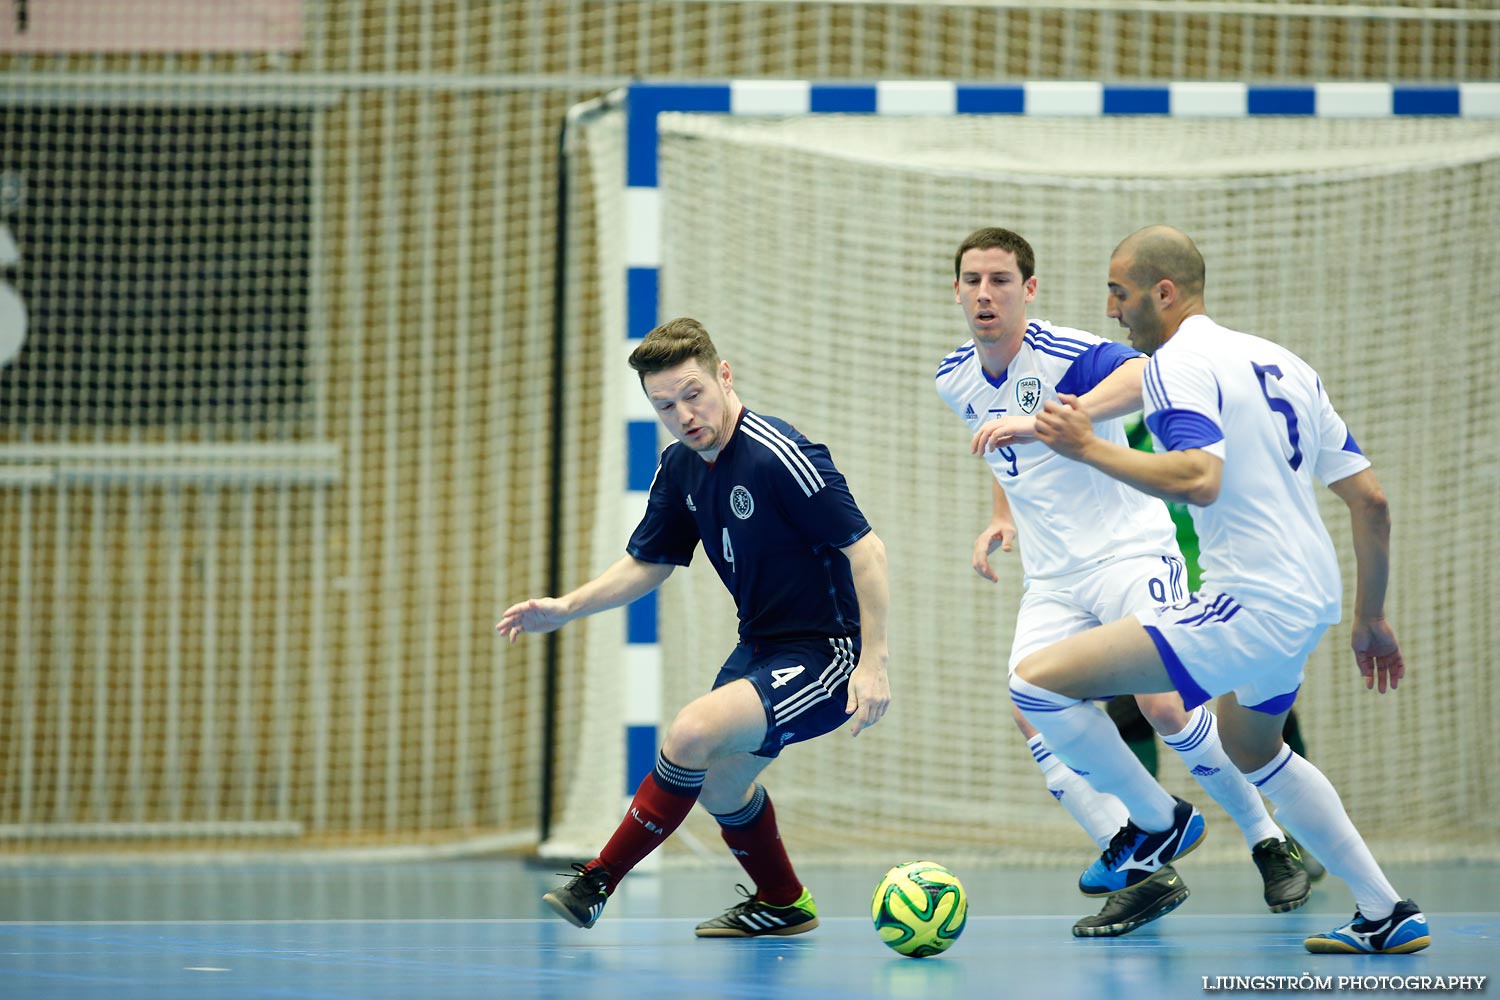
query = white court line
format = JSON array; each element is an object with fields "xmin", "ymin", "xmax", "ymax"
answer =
[{"xmin": 1, "ymin": 913, "xmax": 1493, "ymax": 926}]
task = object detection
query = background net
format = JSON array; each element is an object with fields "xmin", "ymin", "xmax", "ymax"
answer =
[
  {"xmin": 564, "ymin": 109, "xmax": 1500, "ymax": 866},
  {"xmin": 1, "ymin": 0, "xmax": 1495, "ymax": 859}
]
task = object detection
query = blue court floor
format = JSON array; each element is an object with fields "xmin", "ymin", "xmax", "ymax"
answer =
[{"xmin": 0, "ymin": 858, "xmax": 1494, "ymax": 999}]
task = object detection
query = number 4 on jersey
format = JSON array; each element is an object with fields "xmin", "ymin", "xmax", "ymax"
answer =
[{"xmin": 770, "ymin": 665, "xmax": 805, "ymax": 689}]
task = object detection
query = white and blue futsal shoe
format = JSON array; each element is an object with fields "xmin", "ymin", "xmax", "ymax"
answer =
[
  {"xmin": 1079, "ymin": 796, "xmax": 1206, "ymax": 897},
  {"xmin": 1304, "ymin": 899, "xmax": 1431, "ymax": 954}
]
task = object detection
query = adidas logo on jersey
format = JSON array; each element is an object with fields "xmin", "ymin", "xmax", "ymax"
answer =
[{"xmin": 964, "ymin": 403, "xmax": 977, "ymax": 420}]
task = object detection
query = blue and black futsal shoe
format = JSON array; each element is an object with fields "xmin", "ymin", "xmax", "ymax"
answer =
[
  {"xmin": 542, "ymin": 862, "xmax": 612, "ymax": 929},
  {"xmin": 1304, "ymin": 899, "xmax": 1431, "ymax": 954},
  {"xmin": 694, "ymin": 884, "xmax": 820, "ymax": 937},
  {"xmin": 1073, "ymin": 864, "xmax": 1190, "ymax": 938},
  {"xmin": 1079, "ymin": 796, "xmax": 1206, "ymax": 897}
]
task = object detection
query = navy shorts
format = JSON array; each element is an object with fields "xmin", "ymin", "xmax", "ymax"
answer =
[{"xmin": 712, "ymin": 635, "xmax": 861, "ymax": 758}]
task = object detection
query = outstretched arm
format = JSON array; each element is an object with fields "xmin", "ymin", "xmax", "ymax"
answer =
[
  {"xmin": 1327, "ymin": 467, "xmax": 1404, "ymax": 693},
  {"xmin": 971, "ymin": 357, "xmax": 1146, "ymax": 454},
  {"xmin": 841, "ymin": 531, "xmax": 891, "ymax": 736},
  {"xmin": 1073, "ymin": 356, "xmax": 1147, "ymax": 422},
  {"xmin": 1033, "ymin": 394, "xmax": 1222, "ymax": 506},
  {"xmin": 495, "ymin": 554, "xmax": 674, "ymax": 642}
]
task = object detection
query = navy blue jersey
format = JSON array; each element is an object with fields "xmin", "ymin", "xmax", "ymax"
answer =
[{"xmin": 626, "ymin": 408, "xmax": 872, "ymax": 642}]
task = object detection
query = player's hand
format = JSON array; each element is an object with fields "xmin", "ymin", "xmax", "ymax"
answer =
[
  {"xmin": 1351, "ymin": 616, "xmax": 1405, "ymax": 693},
  {"xmin": 970, "ymin": 415, "xmax": 1037, "ymax": 455},
  {"xmin": 844, "ymin": 656, "xmax": 891, "ymax": 737},
  {"xmin": 1033, "ymin": 394, "xmax": 1094, "ymax": 460},
  {"xmin": 495, "ymin": 597, "xmax": 570, "ymax": 643},
  {"xmin": 972, "ymin": 520, "xmax": 1016, "ymax": 582}
]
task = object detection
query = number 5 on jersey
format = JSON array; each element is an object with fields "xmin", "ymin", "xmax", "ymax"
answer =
[{"xmin": 1252, "ymin": 362, "xmax": 1303, "ymax": 470}]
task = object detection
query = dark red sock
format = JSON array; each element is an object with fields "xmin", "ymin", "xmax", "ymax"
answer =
[
  {"xmin": 719, "ymin": 789, "xmax": 803, "ymax": 906},
  {"xmin": 596, "ymin": 771, "xmax": 700, "ymax": 891}
]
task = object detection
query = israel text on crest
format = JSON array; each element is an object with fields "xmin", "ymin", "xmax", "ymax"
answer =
[{"xmin": 1016, "ymin": 376, "xmax": 1042, "ymax": 414}]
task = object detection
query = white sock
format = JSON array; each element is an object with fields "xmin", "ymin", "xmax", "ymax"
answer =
[
  {"xmin": 1011, "ymin": 675, "xmax": 1176, "ymax": 831},
  {"xmin": 1247, "ymin": 745, "xmax": 1400, "ymax": 920},
  {"xmin": 1163, "ymin": 706, "xmax": 1281, "ymax": 848},
  {"xmin": 1027, "ymin": 734, "xmax": 1129, "ymax": 849}
]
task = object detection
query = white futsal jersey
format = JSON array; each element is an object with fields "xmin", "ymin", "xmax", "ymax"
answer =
[
  {"xmin": 1141, "ymin": 315, "xmax": 1370, "ymax": 624},
  {"xmin": 935, "ymin": 320, "xmax": 1180, "ymax": 581}
]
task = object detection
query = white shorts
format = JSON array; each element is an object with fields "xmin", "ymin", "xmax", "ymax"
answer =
[
  {"xmin": 1134, "ymin": 591, "xmax": 1324, "ymax": 714},
  {"xmin": 1007, "ymin": 554, "xmax": 1188, "ymax": 672}
]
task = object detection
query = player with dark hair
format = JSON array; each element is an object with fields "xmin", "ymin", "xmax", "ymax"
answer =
[
  {"xmin": 1013, "ymin": 225, "xmax": 1427, "ymax": 954},
  {"xmin": 939, "ymin": 227, "xmax": 1310, "ymax": 938},
  {"xmin": 498, "ymin": 316, "xmax": 891, "ymax": 937}
]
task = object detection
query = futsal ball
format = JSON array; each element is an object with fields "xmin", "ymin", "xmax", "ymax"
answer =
[{"xmin": 871, "ymin": 860, "xmax": 968, "ymax": 958}]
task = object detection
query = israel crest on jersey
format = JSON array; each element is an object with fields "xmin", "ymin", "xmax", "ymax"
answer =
[
  {"xmin": 1017, "ymin": 377, "xmax": 1042, "ymax": 414},
  {"xmin": 730, "ymin": 485, "xmax": 755, "ymax": 520}
]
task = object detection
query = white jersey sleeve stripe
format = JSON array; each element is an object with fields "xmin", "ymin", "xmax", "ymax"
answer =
[
  {"xmin": 742, "ymin": 422, "xmax": 817, "ymax": 496},
  {"xmin": 936, "ymin": 344, "xmax": 976, "ymax": 378},
  {"xmin": 741, "ymin": 413, "xmax": 826, "ymax": 496},
  {"xmin": 1024, "ymin": 332, "xmax": 1087, "ymax": 360},
  {"xmin": 1144, "ymin": 358, "xmax": 1171, "ymax": 413},
  {"xmin": 741, "ymin": 413, "xmax": 824, "ymax": 492},
  {"xmin": 1028, "ymin": 329, "xmax": 1091, "ymax": 353}
]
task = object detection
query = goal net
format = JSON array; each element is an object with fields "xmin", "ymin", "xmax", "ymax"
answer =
[
  {"xmin": 562, "ymin": 104, "xmax": 1500, "ymax": 867},
  {"xmin": 0, "ymin": 79, "xmax": 550, "ymax": 859}
]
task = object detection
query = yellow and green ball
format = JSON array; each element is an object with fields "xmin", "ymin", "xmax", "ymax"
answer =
[{"xmin": 871, "ymin": 860, "xmax": 968, "ymax": 958}]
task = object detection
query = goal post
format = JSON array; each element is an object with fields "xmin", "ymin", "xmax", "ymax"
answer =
[{"xmin": 551, "ymin": 80, "xmax": 1500, "ymax": 866}]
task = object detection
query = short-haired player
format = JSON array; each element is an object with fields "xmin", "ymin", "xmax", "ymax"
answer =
[
  {"xmin": 937, "ymin": 227, "xmax": 1312, "ymax": 937},
  {"xmin": 1013, "ymin": 225, "xmax": 1427, "ymax": 955},
  {"xmin": 499, "ymin": 317, "xmax": 891, "ymax": 938}
]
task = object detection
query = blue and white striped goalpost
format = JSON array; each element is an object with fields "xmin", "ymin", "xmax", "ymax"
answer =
[
  {"xmin": 611, "ymin": 77, "xmax": 1498, "ymax": 808},
  {"xmin": 515, "ymin": 77, "xmax": 1500, "ymax": 869}
]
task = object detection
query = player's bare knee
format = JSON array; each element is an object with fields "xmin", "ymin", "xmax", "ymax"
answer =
[
  {"xmin": 1218, "ymin": 730, "xmax": 1283, "ymax": 773},
  {"xmin": 1134, "ymin": 692, "xmax": 1190, "ymax": 733},
  {"xmin": 1228, "ymin": 741, "xmax": 1283, "ymax": 774},
  {"xmin": 661, "ymin": 711, "xmax": 720, "ymax": 770},
  {"xmin": 1014, "ymin": 649, "xmax": 1071, "ymax": 697},
  {"xmin": 1012, "ymin": 650, "xmax": 1046, "ymax": 686}
]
